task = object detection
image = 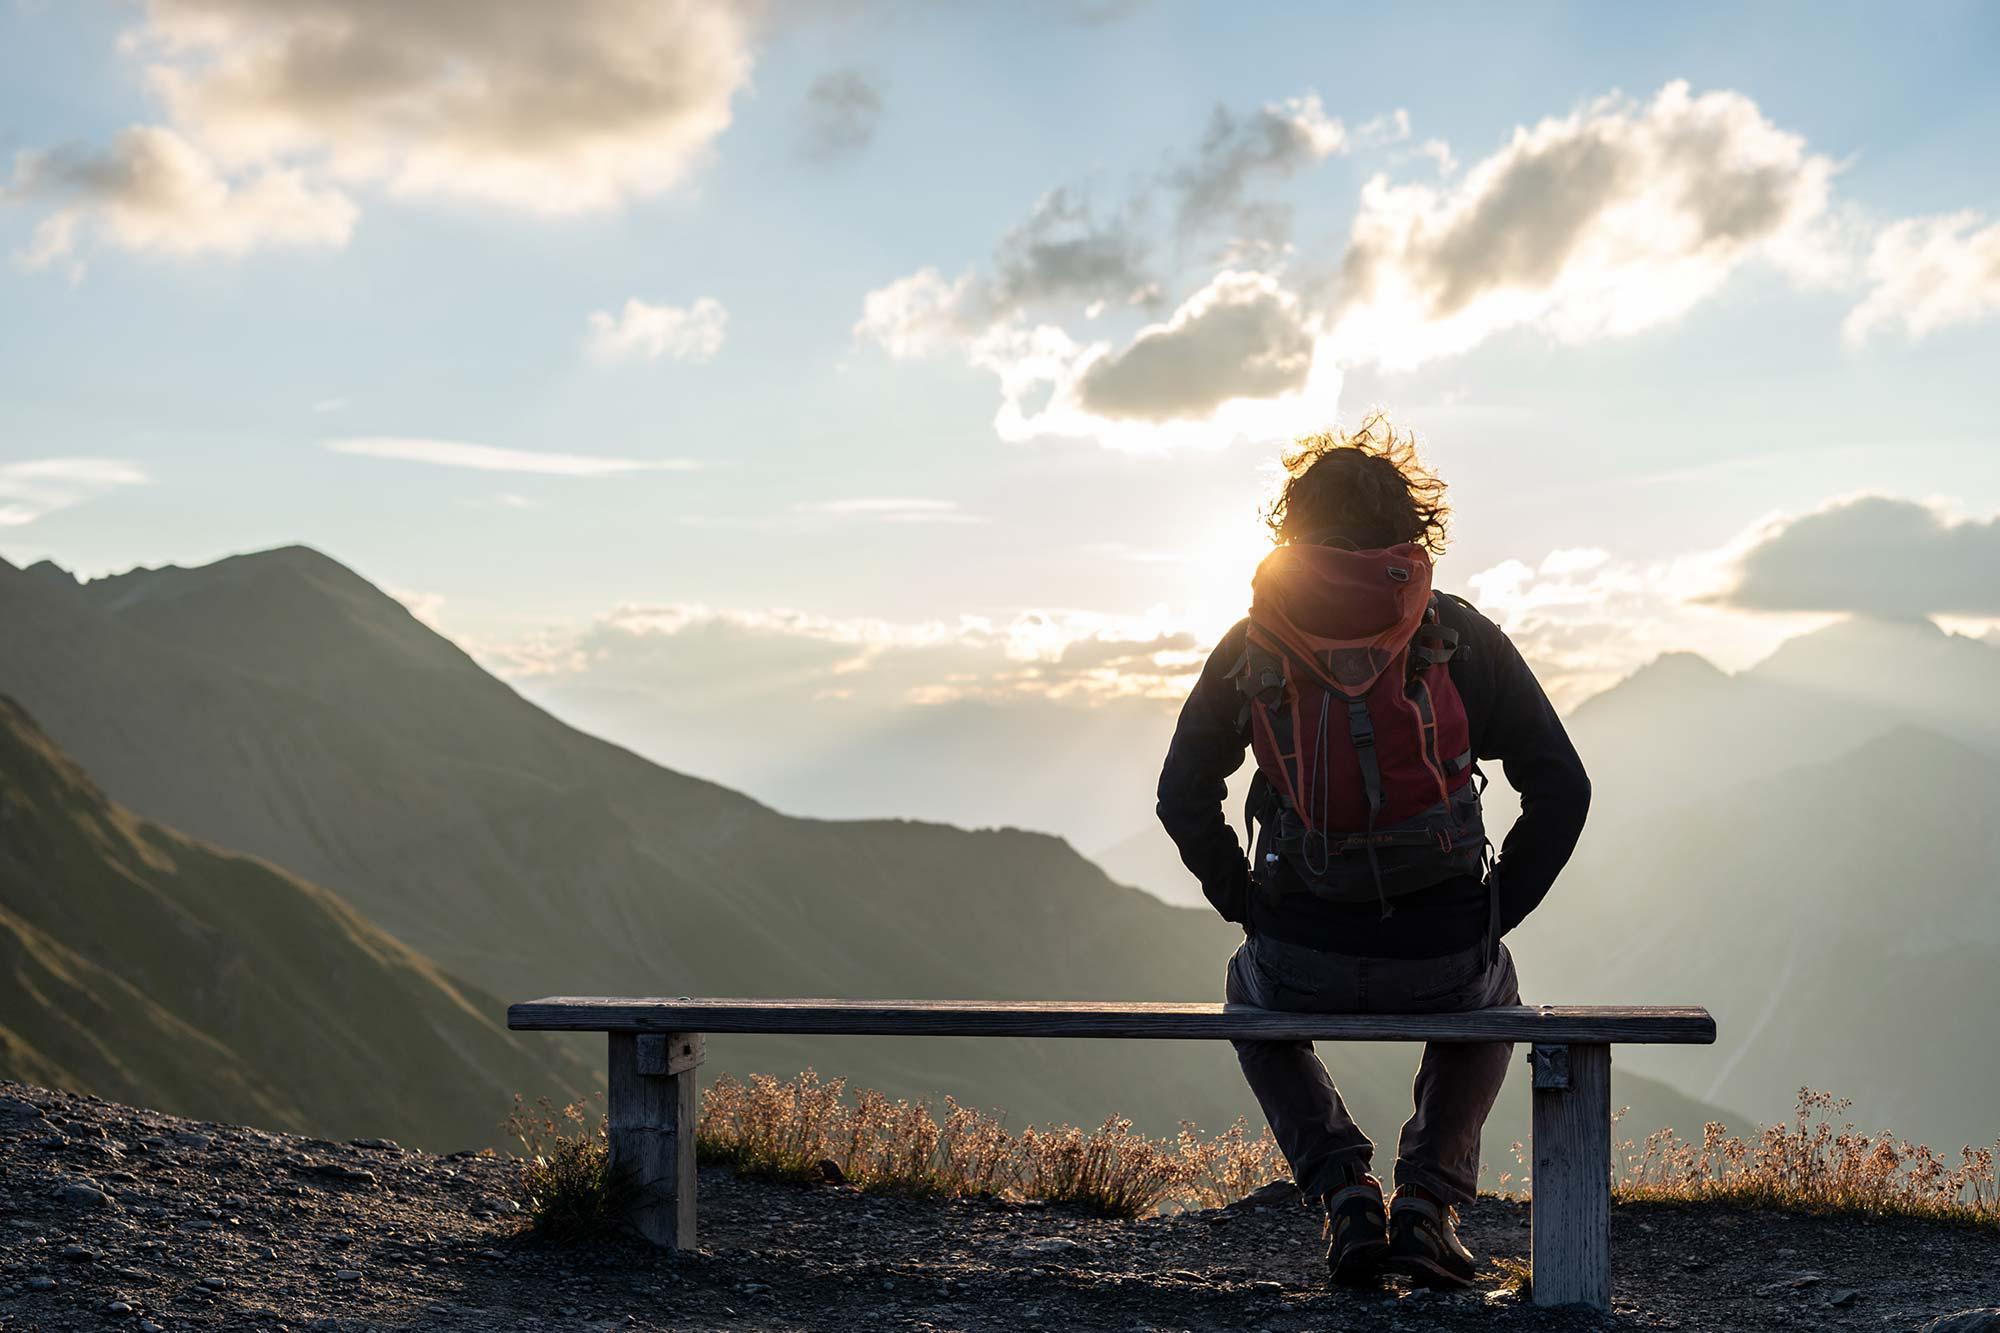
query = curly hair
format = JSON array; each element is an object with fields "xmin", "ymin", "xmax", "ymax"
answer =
[{"xmin": 1263, "ymin": 411, "xmax": 1450, "ymax": 555}]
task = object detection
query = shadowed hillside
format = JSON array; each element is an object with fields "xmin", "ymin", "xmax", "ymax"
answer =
[
  {"xmin": 0, "ymin": 696, "xmax": 591, "ymax": 1149},
  {"xmin": 0, "ymin": 547, "xmax": 1732, "ymax": 1157},
  {"xmin": 1505, "ymin": 618, "xmax": 2000, "ymax": 1149}
]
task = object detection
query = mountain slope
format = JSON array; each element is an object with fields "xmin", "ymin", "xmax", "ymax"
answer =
[
  {"xmin": 1515, "ymin": 722, "xmax": 2000, "ymax": 1149},
  {"xmin": 0, "ymin": 548, "xmax": 1732, "ymax": 1154},
  {"xmin": 0, "ymin": 695, "xmax": 591, "ymax": 1149}
]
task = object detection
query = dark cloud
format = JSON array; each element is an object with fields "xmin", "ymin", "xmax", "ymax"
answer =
[
  {"xmin": 1168, "ymin": 95, "xmax": 1346, "ymax": 237},
  {"xmin": 991, "ymin": 188, "xmax": 1156, "ymax": 310},
  {"xmin": 1074, "ymin": 271, "xmax": 1313, "ymax": 422},
  {"xmin": 799, "ymin": 69, "xmax": 884, "ymax": 162},
  {"xmin": 1715, "ymin": 496, "xmax": 2000, "ymax": 618}
]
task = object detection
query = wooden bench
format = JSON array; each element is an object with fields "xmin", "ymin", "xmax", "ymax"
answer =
[{"xmin": 507, "ymin": 998, "xmax": 1715, "ymax": 1310}]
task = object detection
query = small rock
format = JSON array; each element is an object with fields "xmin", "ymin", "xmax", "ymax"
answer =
[
  {"xmin": 350, "ymin": 1137, "xmax": 401, "ymax": 1152},
  {"xmin": 139, "ymin": 1322, "xmax": 164, "ymax": 1333},
  {"xmin": 51, "ymin": 1181, "xmax": 115, "ymax": 1208},
  {"xmin": 59, "ymin": 1243, "xmax": 96, "ymax": 1262},
  {"xmin": 335, "ymin": 1269, "xmax": 363, "ymax": 1282},
  {"xmin": 0, "ymin": 1095, "xmax": 47, "ymax": 1125},
  {"xmin": 199, "ymin": 1275, "xmax": 229, "ymax": 1290},
  {"xmin": 1009, "ymin": 1237, "xmax": 1093, "ymax": 1262},
  {"xmin": 742, "ymin": 1282, "xmax": 771, "ymax": 1295},
  {"xmin": 106, "ymin": 1298, "xmax": 133, "ymax": 1315},
  {"xmin": 26, "ymin": 1274, "xmax": 56, "ymax": 1291},
  {"xmin": 476, "ymin": 1248, "xmax": 505, "ymax": 1261},
  {"xmin": 1233, "ymin": 1179, "xmax": 1300, "ymax": 1209},
  {"xmin": 1826, "ymin": 1288, "xmax": 1859, "ymax": 1308}
]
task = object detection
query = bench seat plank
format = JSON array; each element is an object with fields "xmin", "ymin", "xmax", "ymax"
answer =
[{"xmin": 509, "ymin": 999, "xmax": 1714, "ymax": 1045}]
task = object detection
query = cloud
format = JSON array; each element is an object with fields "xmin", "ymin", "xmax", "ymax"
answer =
[
  {"xmin": 991, "ymin": 188, "xmax": 1156, "ymax": 311},
  {"xmin": 1327, "ymin": 81, "xmax": 1839, "ymax": 368},
  {"xmin": 1168, "ymin": 93, "xmax": 1356, "ymax": 237},
  {"xmin": 1711, "ymin": 495, "xmax": 2000, "ymax": 618},
  {"xmin": 136, "ymin": 0, "xmax": 753, "ymax": 214},
  {"xmin": 1464, "ymin": 540, "xmax": 1805, "ymax": 709},
  {"xmin": 1843, "ymin": 211, "xmax": 2000, "ymax": 345},
  {"xmin": 792, "ymin": 498, "xmax": 986, "ymax": 524},
  {"xmin": 853, "ymin": 267, "xmax": 983, "ymax": 358},
  {"xmin": 585, "ymin": 297, "xmax": 728, "ymax": 364},
  {"xmin": 0, "ymin": 457, "xmax": 149, "ymax": 526},
  {"xmin": 8, "ymin": 125, "xmax": 355, "ymax": 267},
  {"xmin": 325, "ymin": 437, "xmax": 698, "ymax": 476},
  {"xmin": 481, "ymin": 600, "xmax": 1207, "ymax": 706},
  {"xmin": 11, "ymin": 0, "xmax": 754, "ymax": 264},
  {"xmin": 1073, "ymin": 270, "xmax": 1314, "ymax": 421},
  {"xmin": 862, "ymin": 266, "xmax": 1343, "ymax": 452},
  {"xmin": 800, "ymin": 69, "xmax": 883, "ymax": 162}
]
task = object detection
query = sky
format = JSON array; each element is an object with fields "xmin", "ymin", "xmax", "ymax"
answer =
[{"xmin": 4, "ymin": 1, "xmax": 2000, "ymax": 847}]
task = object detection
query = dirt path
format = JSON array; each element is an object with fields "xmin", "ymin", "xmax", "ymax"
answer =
[{"xmin": 3, "ymin": 1082, "xmax": 1996, "ymax": 1332}]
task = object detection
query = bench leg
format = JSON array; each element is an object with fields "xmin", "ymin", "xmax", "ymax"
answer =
[
  {"xmin": 1529, "ymin": 1042, "xmax": 1611, "ymax": 1310},
  {"xmin": 607, "ymin": 1032, "xmax": 703, "ymax": 1251}
]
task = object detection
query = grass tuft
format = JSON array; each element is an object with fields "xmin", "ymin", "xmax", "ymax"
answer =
[
  {"xmin": 1615, "ymin": 1088, "xmax": 1999, "ymax": 1229},
  {"xmin": 1487, "ymin": 1254, "xmax": 1532, "ymax": 1300},
  {"xmin": 507, "ymin": 1093, "xmax": 626, "ymax": 1242}
]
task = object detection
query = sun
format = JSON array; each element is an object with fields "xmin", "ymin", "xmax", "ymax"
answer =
[{"xmin": 1183, "ymin": 521, "xmax": 1277, "ymax": 644}]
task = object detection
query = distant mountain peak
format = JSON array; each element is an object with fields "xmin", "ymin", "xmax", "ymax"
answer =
[
  {"xmin": 22, "ymin": 560, "xmax": 77, "ymax": 587},
  {"xmin": 1630, "ymin": 650, "xmax": 1729, "ymax": 682}
]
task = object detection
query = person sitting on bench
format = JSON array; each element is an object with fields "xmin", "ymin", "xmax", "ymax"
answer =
[{"xmin": 1156, "ymin": 414, "xmax": 1591, "ymax": 1290}]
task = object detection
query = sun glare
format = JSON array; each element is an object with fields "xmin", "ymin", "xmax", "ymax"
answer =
[{"xmin": 1184, "ymin": 521, "xmax": 1276, "ymax": 645}]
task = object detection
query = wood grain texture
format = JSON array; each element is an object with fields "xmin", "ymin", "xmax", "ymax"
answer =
[
  {"xmin": 606, "ymin": 1032, "xmax": 697, "ymax": 1252},
  {"xmin": 1531, "ymin": 1042, "xmax": 1612, "ymax": 1310},
  {"xmin": 511, "ymin": 999, "xmax": 1715, "ymax": 1045}
]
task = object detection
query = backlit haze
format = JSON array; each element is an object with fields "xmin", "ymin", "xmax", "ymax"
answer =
[{"xmin": 6, "ymin": 1, "xmax": 1999, "ymax": 870}]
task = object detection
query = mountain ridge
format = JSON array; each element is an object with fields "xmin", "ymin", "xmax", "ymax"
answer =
[
  {"xmin": 0, "ymin": 694, "xmax": 592, "ymax": 1149},
  {"xmin": 0, "ymin": 543, "xmax": 1734, "ymax": 1153}
]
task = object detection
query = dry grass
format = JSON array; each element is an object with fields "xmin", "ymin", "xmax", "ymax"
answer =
[
  {"xmin": 510, "ymin": 1076, "xmax": 2000, "ymax": 1242},
  {"xmin": 1613, "ymin": 1088, "xmax": 1999, "ymax": 1228},
  {"xmin": 507, "ymin": 1093, "xmax": 628, "ymax": 1242},
  {"xmin": 697, "ymin": 1071, "xmax": 1289, "ymax": 1218},
  {"xmin": 1487, "ymin": 1253, "xmax": 1533, "ymax": 1299}
]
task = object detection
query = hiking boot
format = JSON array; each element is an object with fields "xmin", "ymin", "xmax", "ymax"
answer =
[
  {"xmin": 1322, "ymin": 1174, "xmax": 1390, "ymax": 1287},
  {"xmin": 1387, "ymin": 1187, "xmax": 1476, "ymax": 1289}
]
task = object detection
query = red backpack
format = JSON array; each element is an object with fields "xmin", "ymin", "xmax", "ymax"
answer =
[{"xmin": 1233, "ymin": 541, "xmax": 1486, "ymax": 912}]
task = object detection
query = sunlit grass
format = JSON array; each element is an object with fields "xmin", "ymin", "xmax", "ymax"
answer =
[
  {"xmin": 1614, "ymin": 1088, "xmax": 1999, "ymax": 1229},
  {"xmin": 697, "ymin": 1070, "xmax": 1288, "ymax": 1218},
  {"xmin": 510, "ymin": 1078, "xmax": 2000, "ymax": 1241}
]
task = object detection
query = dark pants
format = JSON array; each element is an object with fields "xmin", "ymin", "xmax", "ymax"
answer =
[{"xmin": 1225, "ymin": 933, "xmax": 1521, "ymax": 1205}]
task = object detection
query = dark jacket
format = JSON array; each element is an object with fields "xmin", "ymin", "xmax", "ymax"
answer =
[{"xmin": 1155, "ymin": 593, "xmax": 1589, "ymax": 959}]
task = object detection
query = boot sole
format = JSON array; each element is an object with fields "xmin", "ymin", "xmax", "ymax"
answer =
[
  {"xmin": 1388, "ymin": 1252, "xmax": 1476, "ymax": 1290},
  {"xmin": 1329, "ymin": 1237, "xmax": 1391, "ymax": 1287}
]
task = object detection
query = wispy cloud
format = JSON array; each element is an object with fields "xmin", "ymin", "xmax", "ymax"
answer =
[
  {"xmin": 793, "ymin": 498, "xmax": 987, "ymax": 524},
  {"xmin": 586, "ymin": 297, "xmax": 728, "ymax": 364},
  {"xmin": 0, "ymin": 457, "xmax": 149, "ymax": 526},
  {"xmin": 326, "ymin": 438, "xmax": 698, "ymax": 477},
  {"xmin": 1843, "ymin": 211, "xmax": 2000, "ymax": 345}
]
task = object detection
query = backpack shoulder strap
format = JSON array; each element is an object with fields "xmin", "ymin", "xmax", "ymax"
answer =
[{"xmin": 1409, "ymin": 593, "xmax": 1460, "ymax": 673}]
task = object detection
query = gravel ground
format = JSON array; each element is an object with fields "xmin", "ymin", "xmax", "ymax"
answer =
[{"xmin": 3, "ymin": 1081, "xmax": 1997, "ymax": 1333}]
